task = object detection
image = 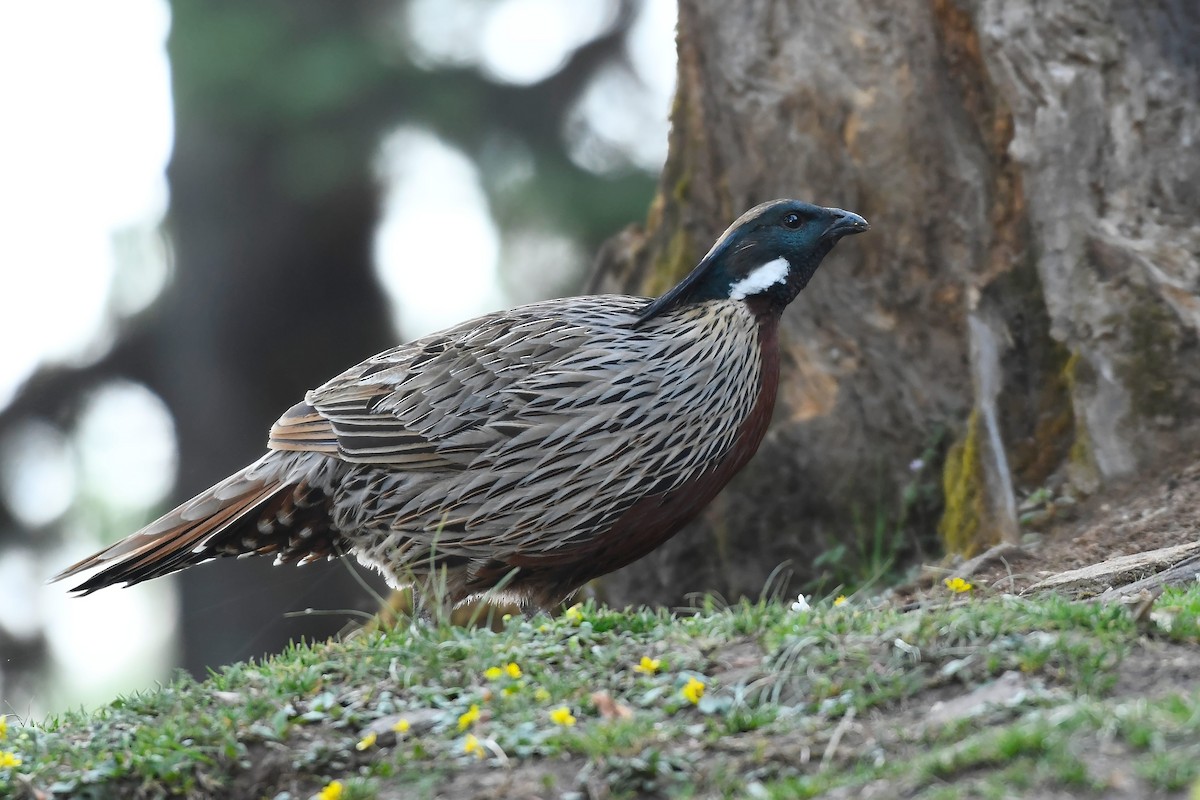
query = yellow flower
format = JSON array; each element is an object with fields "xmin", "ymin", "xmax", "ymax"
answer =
[
  {"xmin": 0, "ymin": 716, "xmax": 7, "ymax": 741},
  {"xmin": 944, "ymin": 576, "xmax": 974, "ymax": 593},
  {"xmin": 505, "ymin": 662, "xmax": 522, "ymax": 679},
  {"xmin": 633, "ymin": 656, "xmax": 661, "ymax": 675},
  {"xmin": 484, "ymin": 666, "xmax": 504, "ymax": 681},
  {"xmin": 564, "ymin": 604, "xmax": 584, "ymax": 623},
  {"xmin": 681, "ymin": 677, "xmax": 706, "ymax": 704},
  {"xmin": 458, "ymin": 704, "xmax": 481, "ymax": 731},
  {"xmin": 833, "ymin": 595, "xmax": 848, "ymax": 607},
  {"xmin": 316, "ymin": 780, "xmax": 344, "ymax": 800},
  {"xmin": 392, "ymin": 718, "xmax": 411, "ymax": 734},
  {"xmin": 355, "ymin": 732, "xmax": 377, "ymax": 751},
  {"xmin": 0, "ymin": 751, "xmax": 20, "ymax": 769},
  {"xmin": 463, "ymin": 733, "xmax": 484, "ymax": 758},
  {"xmin": 534, "ymin": 687, "xmax": 551, "ymax": 702},
  {"xmin": 549, "ymin": 706, "xmax": 576, "ymax": 727}
]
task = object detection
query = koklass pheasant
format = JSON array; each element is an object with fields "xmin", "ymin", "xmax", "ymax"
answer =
[{"xmin": 54, "ymin": 200, "xmax": 868, "ymax": 612}]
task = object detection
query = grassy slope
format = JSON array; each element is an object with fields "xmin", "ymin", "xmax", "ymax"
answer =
[{"xmin": 3, "ymin": 586, "xmax": 1200, "ymax": 800}]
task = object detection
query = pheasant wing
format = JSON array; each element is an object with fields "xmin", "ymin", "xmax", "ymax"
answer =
[{"xmin": 268, "ymin": 302, "xmax": 606, "ymax": 468}]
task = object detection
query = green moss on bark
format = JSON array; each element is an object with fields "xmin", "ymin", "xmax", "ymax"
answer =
[
  {"xmin": 1060, "ymin": 351, "xmax": 1101, "ymax": 493},
  {"xmin": 938, "ymin": 410, "xmax": 986, "ymax": 556},
  {"xmin": 644, "ymin": 226, "xmax": 695, "ymax": 298},
  {"xmin": 1119, "ymin": 298, "xmax": 1181, "ymax": 420}
]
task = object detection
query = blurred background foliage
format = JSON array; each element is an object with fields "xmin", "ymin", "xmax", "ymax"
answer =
[{"xmin": 0, "ymin": 0, "xmax": 675, "ymax": 715}]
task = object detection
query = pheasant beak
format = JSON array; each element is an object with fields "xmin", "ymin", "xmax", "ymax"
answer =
[{"xmin": 821, "ymin": 208, "xmax": 870, "ymax": 240}]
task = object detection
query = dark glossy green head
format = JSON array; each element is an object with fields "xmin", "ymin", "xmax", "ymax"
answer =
[{"xmin": 636, "ymin": 199, "xmax": 868, "ymax": 325}]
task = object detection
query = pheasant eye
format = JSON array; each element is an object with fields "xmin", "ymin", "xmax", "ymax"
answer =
[{"xmin": 782, "ymin": 213, "xmax": 802, "ymax": 229}]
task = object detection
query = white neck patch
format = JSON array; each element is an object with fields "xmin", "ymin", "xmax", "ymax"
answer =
[{"xmin": 728, "ymin": 257, "xmax": 790, "ymax": 300}]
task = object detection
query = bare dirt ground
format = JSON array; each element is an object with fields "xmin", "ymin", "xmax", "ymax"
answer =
[{"xmin": 946, "ymin": 458, "xmax": 1200, "ymax": 597}]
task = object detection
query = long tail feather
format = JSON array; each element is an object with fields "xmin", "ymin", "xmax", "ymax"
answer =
[{"xmin": 51, "ymin": 453, "xmax": 340, "ymax": 594}]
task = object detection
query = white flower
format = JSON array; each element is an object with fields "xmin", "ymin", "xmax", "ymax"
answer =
[{"xmin": 790, "ymin": 594, "xmax": 811, "ymax": 612}]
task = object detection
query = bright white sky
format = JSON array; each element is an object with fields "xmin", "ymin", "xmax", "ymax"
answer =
[
  {"xmin": 0, "ymin": 0, "xmax": 173, "ymax": 410},
  {"xmin": 0, "ymin": 0, "xmax": 675, "ymax": 713},
  {"xmin": 0, "ymin": 0, "xmax": 178, "ymax": 710}
]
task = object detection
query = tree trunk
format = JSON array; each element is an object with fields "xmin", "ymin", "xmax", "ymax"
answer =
[
  {"xmin": 161, "ymin": 0, "xmax": 398, "ymax": 674},
  {"xmin": 590, "ymin": 0, "xmax": 1200, "ymax": 606}
]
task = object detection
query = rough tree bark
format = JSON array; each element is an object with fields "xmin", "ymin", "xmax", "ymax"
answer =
[{"xmin": 590, "ymin": 0, "xmax": 1200, "ymax": 606}]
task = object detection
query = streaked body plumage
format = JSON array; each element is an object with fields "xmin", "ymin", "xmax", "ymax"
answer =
[{"xmin": 54, "ymin": 200, "xmax": 867, "ymax": 612}]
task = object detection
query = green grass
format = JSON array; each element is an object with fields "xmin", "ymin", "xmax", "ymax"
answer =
[{"xmin": 3, "ymin": 585, "xmax": 1199, "ymax": 799}]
